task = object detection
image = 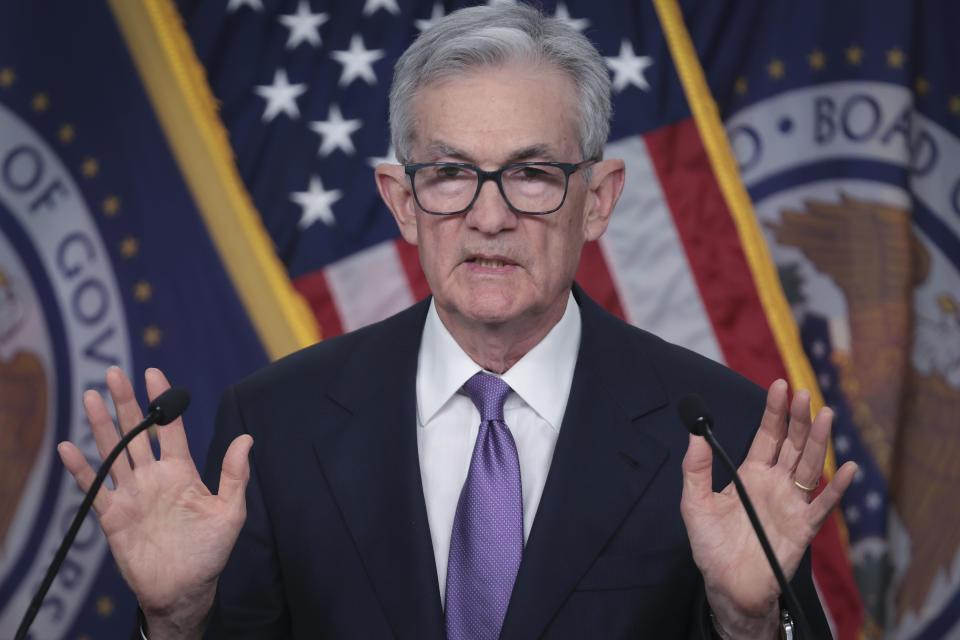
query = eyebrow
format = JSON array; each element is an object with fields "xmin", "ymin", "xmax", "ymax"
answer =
[{"xmin": 422, "ymin": 141, "xmax": 559, "ymax": 164}]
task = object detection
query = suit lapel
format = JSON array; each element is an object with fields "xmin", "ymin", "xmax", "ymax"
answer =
[
  {"xmin": 305, "ymin": 288, "xmax": 677, "ymax": 639},
  {"xmin": 311, "ymin": 300, "xmax": 446, "ymax": 640},
  {"xmin": 501, "ymin": 288, "xmax": 672, "ymax": 640}
]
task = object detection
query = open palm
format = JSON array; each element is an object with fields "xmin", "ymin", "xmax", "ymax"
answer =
[
  {"xmin": 58, "ymin": 367, "xmax": 251, "ymax": 636},
  {"xmin": 680, "ymin": 380, "xmax": 857, "ymax": 637}
]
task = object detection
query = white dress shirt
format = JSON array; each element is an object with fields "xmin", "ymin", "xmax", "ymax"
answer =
[{"xmin": 416, "ymin": 292, "xmax": 581, "ymax": 603}]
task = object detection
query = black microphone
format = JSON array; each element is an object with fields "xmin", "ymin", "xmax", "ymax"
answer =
[
  {"xmin": 148, "ymin": 386, "xmax": 191, "ymax": 426},
  {"xmin": 677, "ymin": 393, "xmax": 810, "ymax": 638},
  {"xmin": 15, "ymin": 387, "xmax": 191, "ymax": 640}
]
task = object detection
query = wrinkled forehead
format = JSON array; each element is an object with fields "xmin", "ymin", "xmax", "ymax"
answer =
[{"xmin": 409, "ymin": 62, "xmax": 582, "ymax": 163}]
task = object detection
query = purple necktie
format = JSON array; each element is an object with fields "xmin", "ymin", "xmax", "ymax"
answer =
[{"xmin": 445, "ymin": 373, "xmax": 523, "ymax": 640}]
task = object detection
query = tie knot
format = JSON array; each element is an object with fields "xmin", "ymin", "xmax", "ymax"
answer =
[{"xmin": 462, "ymin": 372, "xmax": 511, "ymax": 422}]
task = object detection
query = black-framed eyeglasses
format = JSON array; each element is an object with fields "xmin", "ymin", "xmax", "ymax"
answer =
[{"xmin": 403, "ymin": 160, "xmax": 595, "ymax": 216}]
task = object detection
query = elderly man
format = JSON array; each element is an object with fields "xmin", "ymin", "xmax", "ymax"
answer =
[{"xmin": 60, "ymin": 4, "xmax": 854, "ymax": 639}]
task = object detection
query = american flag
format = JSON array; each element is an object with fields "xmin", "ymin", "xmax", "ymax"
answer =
[{"xmin": 175, "ymin": 0, "xmax": 711, "ymax": 344}]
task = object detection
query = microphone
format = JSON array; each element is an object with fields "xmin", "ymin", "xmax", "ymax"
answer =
[
  {"xmin": 677, "ymin": 395, "xmax": 712, "ymax": 436},
  {"xmin": 677, "ymin": 394, "xmax": 810, "ymax": 638},
  {"xmin": 149, "ymin": 386, "xmax": 191, "ymax": 426},
  {"xmin": 15, "ymin": 387, "xmax": 191, "ymax": 640}
]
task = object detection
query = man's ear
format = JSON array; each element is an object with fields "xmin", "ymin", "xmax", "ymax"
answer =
[
  {"xmin": 582, "ymin": 158, "xmax": 625, "ymax": 241},
  {"xmin": 375, "ymin": 163, "xmax": 419, "ymax": 245}
]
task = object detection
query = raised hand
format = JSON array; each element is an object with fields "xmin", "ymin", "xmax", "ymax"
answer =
[
  {"xmin": 680, "ymin": 379, "xmax": 857, "ymax": 639},
  {"xmin": 58, "ymin": 367, "xmax": 252, "ymax": 640}
]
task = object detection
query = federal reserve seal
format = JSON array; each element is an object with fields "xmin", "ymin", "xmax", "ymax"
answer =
[
  {"xmin": 0, "ymin": 98, "xmax": 133, "ymax": 636},
  {"xmin": 727, "ymin": 81, "xmax": 960, "ymax": 638}
]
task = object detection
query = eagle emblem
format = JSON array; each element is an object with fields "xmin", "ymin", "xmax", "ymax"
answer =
[
  {"xmin": 769, "ymin": 194, "xmax": 960, "ymax": 620},
  {"xmin": 0, "ymin": 268, "xmax": 47, "ymax": 547},
  {"xmin": 0, "ymin": 349, "xmax": 47, "ymax": 546}
]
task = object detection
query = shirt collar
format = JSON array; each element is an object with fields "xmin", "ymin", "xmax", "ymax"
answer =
[{"xmin": 417, "ymin": 291, "xmax": 581, "ymax": 431}]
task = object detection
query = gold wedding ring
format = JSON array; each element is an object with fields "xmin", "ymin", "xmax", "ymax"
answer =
[{"xmin": 793, "ymin": 478, "xmax": 817, "ymax": 492}]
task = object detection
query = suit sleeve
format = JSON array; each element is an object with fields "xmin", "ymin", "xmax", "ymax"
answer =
[{"xmin": 201, "ymin": 385, "xmax": 293, "ymax": 639}]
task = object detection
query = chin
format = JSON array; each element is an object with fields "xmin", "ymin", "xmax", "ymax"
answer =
[
  {"xmin": 462, "ymin": 301, "xmax": 523, "ymax": 326},
  {"xmin": 444, "ymin": 288, "xmax": 529, "ymax": 327}
]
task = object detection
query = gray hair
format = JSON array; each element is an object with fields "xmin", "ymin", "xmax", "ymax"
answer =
[{"xmin": 389, "ymin": 3, "xmax": 611, "ymax": 164}]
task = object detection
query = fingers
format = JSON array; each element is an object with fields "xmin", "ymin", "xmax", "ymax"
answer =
[
  {"xmin": 106, "ymin": 366, "xmax": 155, "ymax": 468},
  {"xmin": 810, "ymin": 461, "xmax": 858, "ymax": 527},
  {"xmin": 743, "ymin": 379, "xmax": 789, "ymax": 466},
  {"xmin": 144, "ymin": 368, "xmax": 192, "ymax": 461},
  {"xmin": 84, "ymin": 387, "xmax": 131, "ymax": 486},
  {"xmin": 217, "ymin": 435, "xmax": 254, "ymax": 512},
  {"xmin": 775, "ymin": 388, "xmax": 812, "ymax": 473},
  {"xmin": 744, "ymin": 382, "xmax": 839, "ymax": 506},
  {"xmin": 681, "ymin": 433, "xmax": 715, "ymax": 503},
  {"xmin": 58, "ymin": 441, "xmax": 111, "ymax": 514},
  {"xmin": 791, "ymin": 406, "xmax": 834, "ymax": 492},
  {"xmin": 68, "ymin": 366, "xmax": 188, "ymax": 506}
]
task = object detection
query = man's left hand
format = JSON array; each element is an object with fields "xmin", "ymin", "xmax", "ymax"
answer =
[{"xmin": 680, "ymin": 379, "xmax": 857, "ymax": 639}]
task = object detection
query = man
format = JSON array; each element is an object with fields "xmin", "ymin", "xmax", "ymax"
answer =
[{"xmin": 59, "ymin": 4, "xmax": 855, "ymax": 639}]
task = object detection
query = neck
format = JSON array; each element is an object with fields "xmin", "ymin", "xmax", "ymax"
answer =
[{"xmin": 435, "ymin": 299, "xmax": 567, "ymax": 374}]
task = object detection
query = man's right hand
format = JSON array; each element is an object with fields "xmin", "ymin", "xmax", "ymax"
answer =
[{"xmin": 58, "ymin": 367, "xmax": 252, "ymax": 640}]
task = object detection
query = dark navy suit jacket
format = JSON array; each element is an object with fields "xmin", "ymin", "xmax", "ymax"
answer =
[{"xmin": 201, "ymin": 285, "xmax": 830, "ymax": 639}]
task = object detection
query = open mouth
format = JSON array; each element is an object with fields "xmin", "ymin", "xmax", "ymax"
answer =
[{"xmin": 468, "ymin": 257, "xmax": 513, "ymax": 268}]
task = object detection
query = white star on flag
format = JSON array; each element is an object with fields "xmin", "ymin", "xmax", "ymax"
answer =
[
  {"xmin": 605, "ymin": 40, "xmax": 653, "ymax": 92},
  {"xmin": 278, "ymin": 0, "xmax": 329, "ymax": 49},
  {"xmin": 415, "ymin": 4, "xmax": 446, "ymax": 33},
  {"xmin": 310, "ymin": 105, "xmax": 363, "ymax": 157},
  {"xmin": 292, "ymin": 176, "xmax": 342, "ymax": 229},
  {"xmin": 254, "ymin": 69, "xmax": 307, "ymax": 122},
  {"xmin": 331, "ymin": 34, "xmax": 386, "ymax": 87},
  {"xmin": 367, "ymin": 145, "xmax": 398, "ymax": 169},
  {"xmin": 554, "ymin": 3, "xmax": 590, "ymax": 32},
  {"xmin": 226, "ymin": 0, "xmax": 262, "ymax": 12},
  {"xmin": 363, "ymin": 0, "xmax": 401, "ymax": 16},
  {"xmin": 834, "ymin": 434, "xmax": 851, "ymax": 454}
]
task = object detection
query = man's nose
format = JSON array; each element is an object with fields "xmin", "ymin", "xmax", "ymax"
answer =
[{"xmin": 464, "ymin": 178, "xmax": 517, "ymax": 234}]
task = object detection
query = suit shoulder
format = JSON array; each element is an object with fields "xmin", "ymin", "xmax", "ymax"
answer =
[
  {"xmin": 586, "ymin": 299, "xmax": 761, "ymax": 397},
  {"xmin": 641, "ymin": 328, "xmax": 762, "ymax": 397},
  {"xmin": 230, "ymin": 298, "xmax": 429, "ymax": 400},
  {"xmin": 584, "ymin": 302, "xmax": 766, "ymax": 448},
  {"xmin": 625, "ymin": 328, "xmax": 767, "ymax": 468},
  {"xmin": 577, "ymin": 284, "xmax": 760, "ymax": 394}
]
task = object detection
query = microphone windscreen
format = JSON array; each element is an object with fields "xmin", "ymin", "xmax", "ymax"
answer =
[
  {"xmin": 677, "ymin": 394, "xmax": 712, "ymax": 436},
  {"xmin": 148, "ymin": 387, "xmax": 191, "ymax": 425}
]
